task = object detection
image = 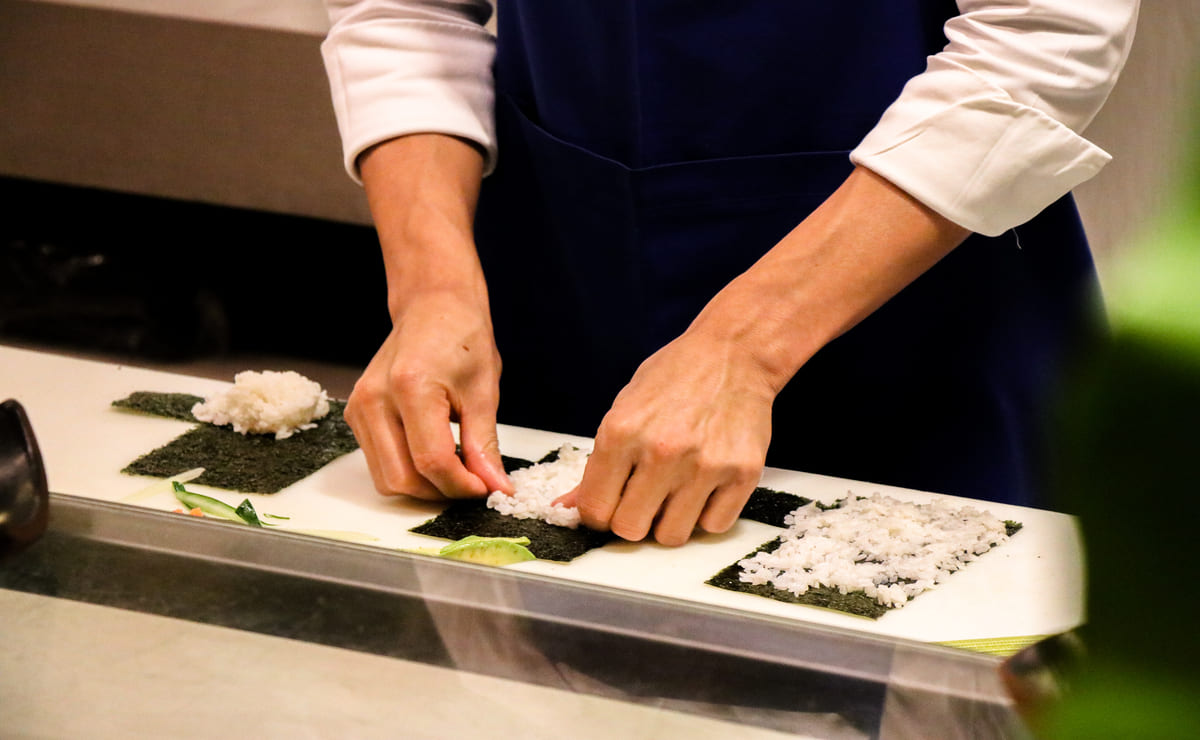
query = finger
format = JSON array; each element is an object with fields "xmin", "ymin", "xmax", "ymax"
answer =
[
  {"xmin": 345, "ymin": 402, "xmax": 442, "ymax": 500},
  {"xmin": 652, "ymin": 484, "xmax": 713, "ymax": 546},
  {"xmin": 395, "ymin": 387, "xmax": 489, "ymax": 498},
  {"xmin": 608, "ymin": 465, "xmax": 672, "ymax": 542},
  {"xmin": 574, "ymin": 445, "xmax": 635, "ymax": 532},
  {"xmin": 698, "ymin": 482, "xmax": 757, "ymax": 534},
  {"xmin": 458, "ymin": 405, "xmax": 512, "ymax": 495},
  {"xmin": 371, "ymin": 414, "xmax": 447, "ymax": 500},
  {"xmin": 345, "ymin": 406, "xmax": 389, "ymax": 493},
  {"xmin": 552, "ymin": 489, "xmax": 578, "ymax": 508}
]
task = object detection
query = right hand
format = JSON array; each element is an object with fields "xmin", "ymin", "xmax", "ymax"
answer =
[
  {"xmin": 346, "ymin": 133, "xmax": 511, "ymax": 501},
  {"xmin": 344, "ymin": 289, "xmax": 512, "ymax": 500}
]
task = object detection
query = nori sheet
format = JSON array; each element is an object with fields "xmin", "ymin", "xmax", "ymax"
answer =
[
  {"xmin": 411, "ymin": 445, "xmax": 612, "ymax": 562},
  {"xmin": 112, "ymin": 391, "xmax": 205, "ymax": 422},
  {"xmin": 411, "ymin": 501, "xmax": 615, "ymax": 562},
  {"xmin": 471, "ymin": 448, "xmax": 558, "ymax": 473},
  {"xmin": 739, "ymin": 486, "xmax": 813, "ymax": 527},
  {"xmin": 707, "ymin": 538, "xmax": 892, "ymax": 619},
  {"xmin": 501, "ymin": 455, "xmax": 534, "ymax": 473},
  {"xmin": 115, "ymin": 392, "xmax": 358, "ymax": 494},
  {"xmin": 707, "ymin": 519, "xmax": 1025, "ymax": 620}
]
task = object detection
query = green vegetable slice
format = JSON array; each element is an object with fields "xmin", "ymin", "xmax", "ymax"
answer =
[
  {"xmin": 439, "ymin": 535, "xmax": 530, "ymax": 555},
  {"xmin": 409, "ymin": 535, "xmax": 537, "ymax": 565},
  {"xmin": 234, "ymin": 498, "xmax": 265, "ymax": 527},
  {"xmin": 172, "ymin": 482, "xmax": 262, "ymax": 527}
]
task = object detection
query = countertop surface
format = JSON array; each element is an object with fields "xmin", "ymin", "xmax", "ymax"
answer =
[{"xmin": 1, "ymin": 343, "xmax": 1085, "ymax": 645}]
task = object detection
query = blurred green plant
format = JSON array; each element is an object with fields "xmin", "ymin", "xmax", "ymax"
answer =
[{"xmin": 1040, "ymin": 82, "xmax": 1200, "ymax": 738}]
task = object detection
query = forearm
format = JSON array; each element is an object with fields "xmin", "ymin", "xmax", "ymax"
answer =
[
  {"xmin": 358, "ymin": 133, "xmax": 488, "ymax": 320},
  {"xmin": 690, "ymin": 166, "xmax": 971, "ymax": 393},
  {"xmin": 348, "ymin": 132, "xmax": 508, "ymax": 499}
]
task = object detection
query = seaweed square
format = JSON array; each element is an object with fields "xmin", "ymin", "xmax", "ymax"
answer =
[
  {"xmin": 112, "ymin": 391, "xmax": 205, "ymax": 422},
  {"xmin": 708, "ymin": 517, "xmax": 1024, "ymax": 619},
  {"xmin": 501, "ymin": 455, "xmax": 535, "ymax": 473},
  {"xmin": 707, "ymin": 538, "xmax": 892, "ymax": 619},
  {"xmin": 411, "ymin": 501, "xmax": 615, "ymax": 562},
  {"xmin": 115, "ymin": 392, "xmax": 358, "ymax": 494},
  {"xmin": 738, "ymin": 486, "xmax": 813, "ymax": 527}
]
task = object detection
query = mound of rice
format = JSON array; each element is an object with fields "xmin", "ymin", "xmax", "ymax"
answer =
[
  {"xmin": 738, "ymin": 493, "xmax": 1010, "ymax": 608},
  {"xmin": 191, "ymin": 370, "xmax": 331, "ymax": 440},
  {"xmin": 486, "ymin": 444, "xmax": 588, "ymax": 528}
]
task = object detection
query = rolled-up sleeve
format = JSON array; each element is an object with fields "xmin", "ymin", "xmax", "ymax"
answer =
[
  {"xmin": 850, "ymin": 0, "xmax": 1140, "ymax": 236},
  {"xmin": 321, "ymin": 0, "xmax": 497, "ymax": 183}
]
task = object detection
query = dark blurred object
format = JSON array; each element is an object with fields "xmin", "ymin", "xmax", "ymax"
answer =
[
  {"xmin": 0, "ymin": 399, "xmax": 49, "ymax": 560},
  {"xmin": 1058, "ymin": 332, "xmax": 1200, "ymax": 675},
  {"xmin": 1038, "ymin": 328, "xmax": 1200, "ymax": 738},
  {"xmin": 0, "ymin": 176, "xmax": 389, "ymax": 365},
  {"xmin": 999, "ymin": 631, "xmax": 1085, "ymax": 723}
]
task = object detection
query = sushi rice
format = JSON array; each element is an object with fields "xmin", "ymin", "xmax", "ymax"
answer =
[
  {"xmin": 487, "ymin": 444, "xmax": 588, "ymax": 528},
  {"xmin": 737, "ymin": 493, "xmax": 1011, "ymax": 608},
  {"xmin": 486, "ymin": 445, "xmax": 1009, "ymax": 611},
  {"xmin": 191, "ymin": 370, "xmax": 331, "ymax": 440}
]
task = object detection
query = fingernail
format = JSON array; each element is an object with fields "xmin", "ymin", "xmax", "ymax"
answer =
[
  {"xmin": 553, "ymin": 488, "xmax": 579, "ymax": 508},
  {"xmin": 491, "ymin": 460, "xmax": 515, "ymax": 494}
]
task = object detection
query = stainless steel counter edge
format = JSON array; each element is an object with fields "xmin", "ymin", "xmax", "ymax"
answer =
[{"xmin": 21, "ymin": 492, "xmax": 1010, "ymax": 702}]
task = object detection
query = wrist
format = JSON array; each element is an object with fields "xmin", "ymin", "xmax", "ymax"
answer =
[
  {"xmin": 684, "ymin": 167, "xmax": 970, "ymax": 394},
  {"xmin": 357, "ymin": 134, "xmax": 489, "ymax": 321},
  {"xmin": 384, "ymin": 241, "xmax": 491, "ymax": 323},
  {"xmin": 685, "ymin": 279, "xmax": 823, "ymax": 397}
]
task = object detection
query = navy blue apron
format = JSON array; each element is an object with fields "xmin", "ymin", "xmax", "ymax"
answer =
[{"xmin": 475, "ymin": 1, "xmax": 1101, "ymax": 508}]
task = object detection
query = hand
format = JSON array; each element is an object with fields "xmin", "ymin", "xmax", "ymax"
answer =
[
  {"xmin": 558, "ymin": 167, "xmax": 969, "ymax": 544},
  {"xmin": 562, "ymin": 327, "xmax": 775, "ymax": 546},
  {"xmin": 347, "ymin": 133, "xmax": 511, "ymax": 501},
  {"xmin": 344, "ymin": 290, "xmax": 512, "ymax": 500}
]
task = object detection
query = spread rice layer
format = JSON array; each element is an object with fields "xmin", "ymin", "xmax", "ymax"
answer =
[{"xmin": 737, "ymin": 493, "xmax": 1010, "ymax": 608}]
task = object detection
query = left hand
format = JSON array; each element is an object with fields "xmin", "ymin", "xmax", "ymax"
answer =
[
  {"xmin": 554, "ymin": 167, "xmax": 971, "ymax": 546},
  {"xmin": 558, "ymin": 326, "xmax": 776, "ymax": 546}
]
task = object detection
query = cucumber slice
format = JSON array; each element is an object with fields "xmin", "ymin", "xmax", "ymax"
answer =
[
  {"xmin": 171, "ymin": 482, "xmax": 263, "ymax": 527},
  {"xmin": 234, "ymin": 498, "xmax": 265, "ymax": 527}
]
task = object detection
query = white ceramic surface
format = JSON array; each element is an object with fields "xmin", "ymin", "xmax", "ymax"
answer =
[{"xmin": 1, "ymin": 344, "xmax": 1084, "ymax": 645}]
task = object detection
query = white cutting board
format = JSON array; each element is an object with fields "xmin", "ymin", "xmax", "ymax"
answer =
[{"xmin": 1, "ymin": 344, "xmax": 1084, "ymax": 644}]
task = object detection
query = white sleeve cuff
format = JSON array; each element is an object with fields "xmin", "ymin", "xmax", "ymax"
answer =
[
  {"xmin": 851, "ymin": 57, "xmax": 1111, "ymax": 237},
  {"xmin": 322, "ymin": 18, "xmax": 497, "ymax": 184}
]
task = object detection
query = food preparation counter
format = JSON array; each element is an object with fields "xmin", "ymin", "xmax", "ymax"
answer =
[{"xmin": 1, "ymin": 344, "xmax": 1073, "ymax": 737}]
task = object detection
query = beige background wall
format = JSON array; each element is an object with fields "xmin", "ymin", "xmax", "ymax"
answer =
[
  {"xmin": 1074, "ymin": 2, "xmax": 1200, "ymax": 290},
  {"xmin": 2, "ymin": 0, "xmax": 1197, "ymax": 293},
  {"xmin": 0, "ymin": 0, "xmax": 372, "ymax": 225}
]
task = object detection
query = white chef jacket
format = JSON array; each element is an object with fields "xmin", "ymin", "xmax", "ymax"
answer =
[{"xmin": 320, "ymin": 0, "xmax": 1139, "ymax": 236}]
